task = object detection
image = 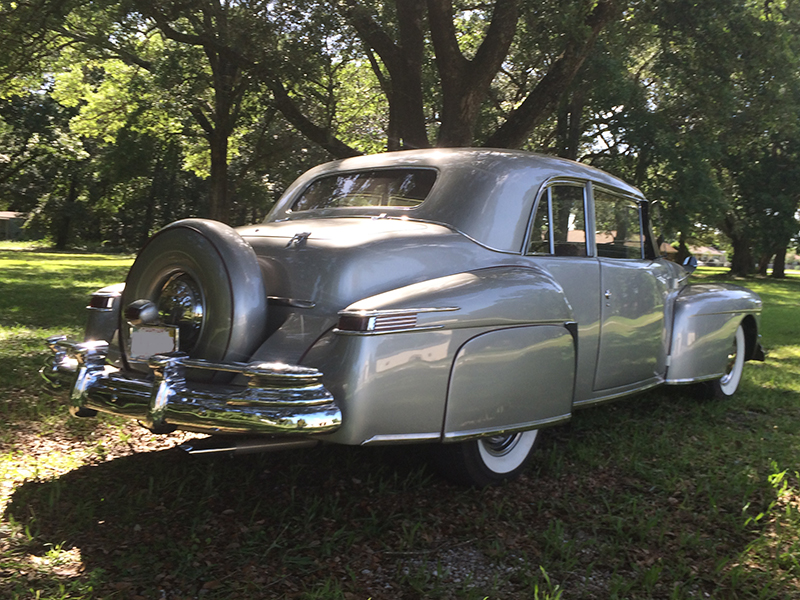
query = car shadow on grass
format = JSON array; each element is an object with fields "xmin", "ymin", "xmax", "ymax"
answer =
[
  {"xmin": 2, "ymin": 442, "xmax": 448, "ymax": 599},
  {"xmin": 3, "ymin": 391, "xmax": 794, "ymax": 599}
]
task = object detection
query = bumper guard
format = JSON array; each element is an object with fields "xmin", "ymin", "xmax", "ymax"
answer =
[{"xmin": 41, "ymin": 336, "xmax": 342, "ymax": 436}]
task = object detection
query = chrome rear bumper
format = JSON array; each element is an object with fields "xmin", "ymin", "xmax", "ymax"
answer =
[{"xmin": 41, "ymin": 336, "xmax": 342, "ymax": 436}]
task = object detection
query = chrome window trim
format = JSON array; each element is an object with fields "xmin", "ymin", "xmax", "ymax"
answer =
[
  {"xmin": 592, "ymin": 184, "xmax": 649, "ymax": 260},
  {"xmin": 285, "ymin": 166, "xmax": 441, "ymax": 216},
  {"xmin": 523, "ymin": 178, "xmax": 590, "ymax": 257}
]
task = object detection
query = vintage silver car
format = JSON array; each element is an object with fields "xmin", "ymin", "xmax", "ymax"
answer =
[{"xmin": 43, "ymin": 149, "xmax": 764, "ymax": 486}]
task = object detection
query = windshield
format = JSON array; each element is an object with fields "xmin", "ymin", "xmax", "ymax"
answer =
[{"xmin": 290, "ymin": 169, "xmax": 437, "ymax": 212}]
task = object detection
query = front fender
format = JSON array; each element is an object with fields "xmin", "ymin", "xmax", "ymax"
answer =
[{"xmin": 666, "ymin": 283, "xmax": 762, "ymax": 384}]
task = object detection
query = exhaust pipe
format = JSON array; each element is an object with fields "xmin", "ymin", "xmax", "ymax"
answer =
[{"xmin": 179, "ymin": 436, "xmax": 319, "ymax": 456}]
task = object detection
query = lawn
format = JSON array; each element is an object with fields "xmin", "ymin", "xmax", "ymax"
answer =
[{"xmin": 1, "ymin": 248, "xmax": 799, "ymax": 599}]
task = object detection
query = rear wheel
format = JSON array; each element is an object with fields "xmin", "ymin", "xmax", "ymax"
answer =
[
  {"xmin": 435, "ymin": 429, "xmax": 539, "ymax": 487},
  {"xmin": 710, "ymin": 324, "xmax": 746, "ymax": 398}
]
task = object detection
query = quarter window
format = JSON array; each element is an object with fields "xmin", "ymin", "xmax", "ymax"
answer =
[
  {"xmin": 594, "ymin": 189, "xmax": 644, "ymax": 259},
  {"xmin": 527, "ymin": 184, "xmax": 588, "ymax": 257}
]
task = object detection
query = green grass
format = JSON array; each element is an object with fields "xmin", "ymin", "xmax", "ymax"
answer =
[{"xmin": 1, "ymin": 255, "xmax": 799, "ymax": 599}]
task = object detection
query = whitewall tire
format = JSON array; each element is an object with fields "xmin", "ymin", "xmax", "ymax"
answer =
[
  {"xmin": 712, "ymin": 324, "xmax": 746, "ymax": 398},
  {"xmin": 435, "ymin": 429, "xmax": 539, "ymax": 487}
]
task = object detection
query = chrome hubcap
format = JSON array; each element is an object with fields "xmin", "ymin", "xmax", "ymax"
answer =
[
  {"xmin": 720, "ymin": 339, "xmax": 738, "ymax": 384},
  {"xmin": 482, "ymin": 433, "xmax": 520, "ymax": 457},
  {"xmin": 157, "ymin": 272, "xmax": 205, "ymax": 351}
]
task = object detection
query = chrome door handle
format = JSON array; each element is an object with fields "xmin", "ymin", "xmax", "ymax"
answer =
[{"xmin": 604, "ymin": 290, "xmax": 612, "ymax": 299}]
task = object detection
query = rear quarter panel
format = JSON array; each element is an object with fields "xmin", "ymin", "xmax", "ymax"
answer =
[{"xmin": 305, "ymin": 266, "xmax": 578, "ymax": 445}]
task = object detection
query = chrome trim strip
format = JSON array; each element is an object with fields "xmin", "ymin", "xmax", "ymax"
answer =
[
  {"xmin": 180, "ymin": 438, "xmax": 318, "ymax": 455},
  {"xmin": 268, "ymin": 296, "xmax": 316, "ymax": 309},
  {"xmin": 333, "ymin": 325, "xmax": 444, "ymax": 336},
  {"xmin": 442, "ymin": 414, "xmax": 571, "ymax": 442},
  {"xmin": 665, "ymin": 374, "xmax": 723, "ymax": 385},
  {"xmin": 360, "ymin": 433, "xmax": 441, "ymax": 445},
  {"xmin": 334, "ymin": 317, "xmax": 575, "ymax": 336},
  {"xmin": 573, "ymin": 376, "xmax": 664, "ymax": 408},
  {"xmin": 338, "ymin": 307, "xmax": 460, "ymax": 318},
  {"xmin": 687, "ymin": 309, "xmax": 761, "ymax": 316}
]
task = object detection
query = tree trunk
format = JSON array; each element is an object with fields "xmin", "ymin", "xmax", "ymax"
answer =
[
  {"xmin": 141, "ymin": 156, "xmax": 162, "ymax": 247},
  {"xmin": 772, "ymin": 245, "xmax": 787, "ymax": 278},
  {"xmin": 208, "ymin": 130, "xmax": 229, "ymax": 222},
  {"xmin": 556, "ymin": 88, "xmax": 585, "ymax": 161},
  {"xmin": 728, "ymin": 233, "xmax": 754, "ymax": 277},
  {"xmin": 428, "ymin": 0, "xmax": 519, "ymax": 147},
  {"xmin": 757, "ymin": 252, "xmax": 772, "ymax": 276},
  {"xmin": 348, "ymin": 0, "xmax": 429, "ymax": 150},
  {"xmin": 675, "ymin": 232, "xmax": 691, "ymax": 264},
  {"xmin": 54, "ymin": 175, "xmax": 78, "ymax": 250}
]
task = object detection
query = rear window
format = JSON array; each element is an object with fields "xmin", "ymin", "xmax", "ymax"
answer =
[{"xmin": 290, "ymin": 169, "xmax": 437, "ymax": 212}]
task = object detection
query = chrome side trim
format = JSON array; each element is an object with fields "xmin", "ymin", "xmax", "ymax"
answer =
[
  {"xmin": 267, "ymin": 296, "xmax": 316, "ymax": 309},
  {"xmin": 179, "ymin": 437, "xmax": 318, "ymax": 455},
  {"xmin": 442, "ymin": 414, "xmax": 571, "ymax": 442},
  {"xmin": 688, "ymin": 309, "xmax": 761, "ymax": 317},
  {"xmin": 360, "ymin": 433, "xmax": 441, "ymax": 445},
  {"xmin": 665, "ymin": 374, "xmax": 723, "ymax": 385},
  {"xmin": 338, "ymin": 306, "xmax": 460, "ymax": 317},
  {"xmin": 41, "ymin": 337, "xmax": 341, "ymax": 436},
  {"xmin": 334, "ymin": 325, "xmax": 444, "ymax": 336},
  {"xmin": 573, "ymin": 376, "xmax": 664, "ymax": 408}
]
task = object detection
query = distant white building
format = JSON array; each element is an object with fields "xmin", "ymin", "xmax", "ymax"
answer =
[
  {"xmin": 0, "ymin": 211, "xmax": 26, "ymax": 240},
  {"xmin": 689, "ymin": 245, "xmax": 727, "ymax": 267}
]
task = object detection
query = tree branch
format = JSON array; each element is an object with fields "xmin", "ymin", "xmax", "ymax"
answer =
[
  {"xmin": 54, "ymin": 26, "xmax": 153, "ymax": 70},
  {"xmin": 484, "ymin": 0, "xmax": 619, "ymax": 148},
  {"xmin": 266, "ymin": 76, "xmax": 361, "ymax": 158}
]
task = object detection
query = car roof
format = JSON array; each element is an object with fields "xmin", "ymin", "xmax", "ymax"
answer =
[{"xmin": 268, "ymin": 148, "xmax": 646, "ymax": 254}]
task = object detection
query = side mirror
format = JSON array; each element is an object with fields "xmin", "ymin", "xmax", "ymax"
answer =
[{"xmin": 682, "ymin": 255, "xmax": 698, "ymax": 274}]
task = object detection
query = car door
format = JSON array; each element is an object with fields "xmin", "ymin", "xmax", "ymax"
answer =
[
  {"xmin": 524, "ymin": 181, "xmax": 602, "ymax": 403},
  {"xmin": 592, "ymin": 187, "xmax": 671, "ymax": 391}
]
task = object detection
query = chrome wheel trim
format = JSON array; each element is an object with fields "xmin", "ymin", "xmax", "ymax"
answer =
[
  {"xmin": 157, "ymin": 272, "xmax": 205, "ymax": 352},
  {"xmin": 477, "ymin": 429, "xmax": 538, "ymax": 474},
  {"xmin": 718, "ymin": 325, "xmax": 745, "ymax": 396}
]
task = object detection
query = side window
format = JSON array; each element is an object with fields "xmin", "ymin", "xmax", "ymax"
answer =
[
  {"xmin": 527, "ymin": 184, "xmax": 587, "ymax": 257},
  {"xmin": 594, "ymin": 189, "xmax": 644, "ymax": 259}
]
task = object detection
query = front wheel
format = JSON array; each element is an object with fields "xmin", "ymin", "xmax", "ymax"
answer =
[
  {"xmin": 711, "ymin": 324, "xmax": 746, "ymax": 398},
  {"xmin": 435, "ymin": 429, "xmax": 539, "ymax": 487}
]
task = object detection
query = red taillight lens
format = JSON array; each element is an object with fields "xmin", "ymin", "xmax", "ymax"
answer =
[{"xmin": 337, "ymin": 314, "xmax": 372, "ymax": 332}]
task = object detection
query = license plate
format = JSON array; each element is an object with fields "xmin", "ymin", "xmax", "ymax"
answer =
[{"xmin": 128, "ymin": 326, "xmax": 179, "ymax": 360}]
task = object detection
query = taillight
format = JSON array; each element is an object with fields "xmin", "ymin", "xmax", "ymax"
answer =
[{"xmin": 336, "ymin": 307, "xmax": 457, "ymax": 334}]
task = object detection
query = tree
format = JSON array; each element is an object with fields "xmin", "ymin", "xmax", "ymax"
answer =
[{"xmin": 1, "ymin": 0, "xmax": 626, "ymax": 224}]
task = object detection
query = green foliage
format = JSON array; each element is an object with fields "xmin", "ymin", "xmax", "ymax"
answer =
[{"xmin": 1, "ymin": 0, "xmax": 799, "ymax": 264}]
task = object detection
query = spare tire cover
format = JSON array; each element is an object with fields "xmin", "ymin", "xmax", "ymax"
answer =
[{"xmin": 120, "ymin": 219, "xmax": 267, "ymax": 371}]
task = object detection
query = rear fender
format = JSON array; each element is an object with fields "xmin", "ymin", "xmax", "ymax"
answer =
[{"xmin": 307, "ymin": 266, "xmax": 576, "ymax": 445}]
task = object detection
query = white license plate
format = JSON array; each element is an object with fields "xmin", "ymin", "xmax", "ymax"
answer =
[{"xmin": 129, "ymin": 326, "xmax": 179, "ymax": 360}]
